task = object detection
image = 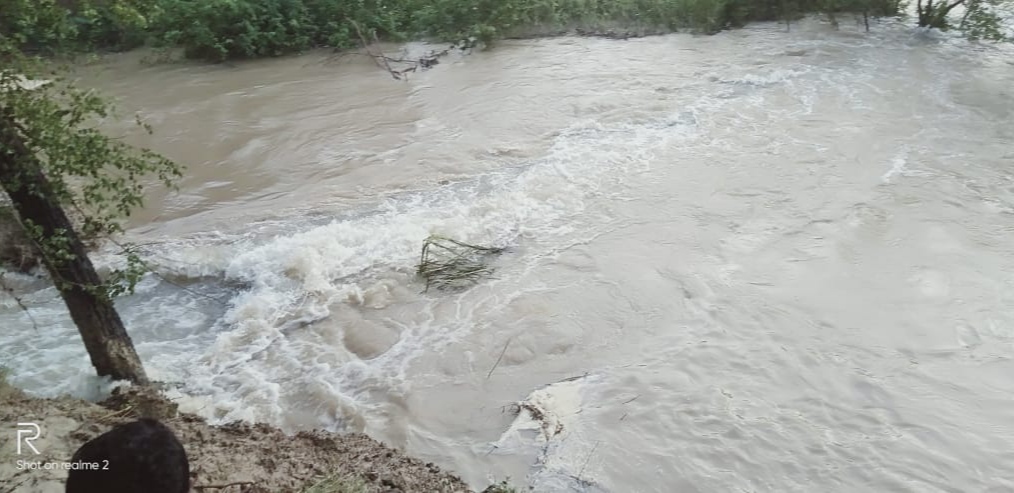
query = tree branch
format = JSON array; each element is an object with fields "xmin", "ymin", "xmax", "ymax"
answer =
[
  {"xmin": 945, "ymin": 0, "xmax": 966, "ymax": 11},
  {"xmin": 350, "ymin": 20, "xmax": 401, "ymax": 80},
  {"xmin": 0, "ymin": 271, "xmax": 40, "ymax": 331},
  {"xmin": 347, "ymin": 20, "xmax": 451, "ymax": 81},
  {"xmin": 105, "ymin": 236, "xmax": 231, "ymax": 307}
]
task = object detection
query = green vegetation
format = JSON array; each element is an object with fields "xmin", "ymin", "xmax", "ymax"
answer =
[
  {"xmin": 0, "ymin": 0, "xmax": 156, "ymax": 54},
  {"xmin": 913, "ymin": 0, "xmax": 1010, "ymax": 34},
  {"xmin": 5, "ymin": 0, "xmax": 1009, "ymax": 62},
  {"xmin": 2, "ymin": 0, "xmax": 916, "ymax": 62},
  {"xmin": 1, "ymin": 33, "xmax": 181, "ymax": 384},
  {"xmin": 0, "ymin": 55, "xmax": 182, "ymax": 299},
  {"xmin": 3, "ymin": 0, "xmax": 1011, "ymax": 63},
  {"xmin": 957, "ymin": 0, "xmax": 1010, "ymax": 38}
]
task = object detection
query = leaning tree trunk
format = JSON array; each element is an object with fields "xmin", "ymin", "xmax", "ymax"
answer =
[
  {"xmin": 0, "ymin": 109, "xmax": 149, "ymax": 385},
  {"xmin": 917, "ymin": 0, "xmax": 966, "ymax": 28},
  {"xmin": 917, "ymin": 0, "xmax": 929, "ymax": 25}
]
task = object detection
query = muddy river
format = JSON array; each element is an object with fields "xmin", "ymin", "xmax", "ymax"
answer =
[{"xmin": 3, "ymin": 15, "xmax": 1014, "ymax": 493}]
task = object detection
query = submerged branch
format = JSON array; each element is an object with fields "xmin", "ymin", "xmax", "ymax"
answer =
[
  {"xmin": 0, "ymin": 272, "xmax": 40, "ymax": 331},
  {"xmin": 487, "ymin": 338, "xmax": 512, "ymax": 379},
  {"xmin": 417, "ymin": 235, "xmax": 506, "ymax": 292},
  {"xmin": 347, "ymin": 20, "xmax": 452, "ymax": 81}
]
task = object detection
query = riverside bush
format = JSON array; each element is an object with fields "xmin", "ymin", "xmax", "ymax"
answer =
[
  {"xmin": 151, "ymin": 0, "xmax": 316, "ymax": 60},
  {"xmin": 0, "ymin": 0, "xmax": 156, "ymax": 53},
  {"xmin": 1, "ymin": 0, "xmax": 910, "ymax": 61},
  {"xmin": 0, "ymin": 0, "xmax": 78, "ymax": 53}
]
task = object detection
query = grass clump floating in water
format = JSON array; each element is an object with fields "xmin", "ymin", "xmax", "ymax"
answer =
[{"xmin": 417, "ymin": 235, "xmax": 506, "ymax": 292}]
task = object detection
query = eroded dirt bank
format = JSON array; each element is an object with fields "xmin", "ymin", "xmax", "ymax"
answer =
[{"xmin": 0, "ymin": 383, "xmax": 474, "ymax": 493}]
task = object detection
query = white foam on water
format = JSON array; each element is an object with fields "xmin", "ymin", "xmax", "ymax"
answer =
[
  {"xmin": 0, "ymin": 39, "xmax": 838, "ymax": 432},
  {"xmin": 719, "ymin": 67, "xmax": 812, "ymax": 88},
  {"xmin": 0, "ymin": 105, "xmax": 711, "ymax": 429},
  {"xmin": 169, "ymin": 112, "xmax": 706, "ymax": 427},
  {"xmin": 882, "ymin": 150, "xmax": 910, "ymax": 183},
  {"xmin": 0, "ymin": 303, "xmax": 127, "ymax": 399},
  {"xmin": 487, "ymin": 375, "xmax": 609, "ymax": 492}
]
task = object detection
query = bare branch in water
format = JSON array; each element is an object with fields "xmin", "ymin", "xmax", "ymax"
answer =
[
  {"xmin": 417, "ymin": 235, "xmax": 506, "ymax": 292},
  {"xmin": 487, "ymin": 339, "xmax": 512, "ymax": 379},
  {"xmin": 0, "ymin": 272, "xmax": 40, "ymax": 331},
  {"xmin": 347, "ymin": 21, "xmax": 452, "ymax": 81}
]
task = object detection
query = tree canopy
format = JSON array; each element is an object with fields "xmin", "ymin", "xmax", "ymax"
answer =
[
  {"xmin": 1, "ymin": 38, "xmax": 182, "ymax": 299},
  {"xmin": 1, "ymin": 34, "xmax": 182, "ymax": 384}
]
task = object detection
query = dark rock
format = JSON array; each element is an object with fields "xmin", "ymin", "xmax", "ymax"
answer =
[{"xmin": 66, "ymin": 418, "xmax": 189, "ymax": 493}]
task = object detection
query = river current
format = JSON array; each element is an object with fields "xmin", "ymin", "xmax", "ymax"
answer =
[{"xmin": 2, "ymin": 15, "xmax": 1014, "ymax": 493}]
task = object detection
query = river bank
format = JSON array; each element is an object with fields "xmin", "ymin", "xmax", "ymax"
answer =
[{"xmin": 0, "ymin": 380, "xmax": 481, "ymax": 493}]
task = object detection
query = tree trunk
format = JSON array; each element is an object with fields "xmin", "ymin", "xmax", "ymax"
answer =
[
  {"xmin": 0, "ymin": 110, "xmax": 149, "ymax": 385},
  {"xmin": 917, "ymin": 0, "xmax": 966, "ymax": 27}
]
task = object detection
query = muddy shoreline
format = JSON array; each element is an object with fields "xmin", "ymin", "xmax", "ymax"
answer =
[{"xmin": 0, "ymin": 382, "xmax": 479, "ymax": 493}]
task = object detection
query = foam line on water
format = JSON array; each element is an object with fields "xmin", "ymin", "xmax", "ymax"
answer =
[
  {"xmin": 0, "ymin": 59, "xmax": 824, "ymax": 423},
  {"xmin": 0, "ymin": 53, "xmax": 838, "ymax": 426},
  {"xmin": 173, "ymin": 112, "xmax": 705, "ymax": 426}
]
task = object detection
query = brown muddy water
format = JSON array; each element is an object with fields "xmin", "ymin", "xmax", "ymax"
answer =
[{"xmin": 3, "ymin": 16, "xmax": 1014, "ymax": 493}]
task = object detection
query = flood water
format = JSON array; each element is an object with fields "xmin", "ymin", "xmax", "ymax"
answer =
[{"xmin": 3, "ymin": 15, "xmax": 1014, "ymax": 492}]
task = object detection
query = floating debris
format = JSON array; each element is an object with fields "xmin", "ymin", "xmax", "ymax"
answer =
[{"xmin": 416, "ymin": 235, "xmax": 505, "ymax": 292}]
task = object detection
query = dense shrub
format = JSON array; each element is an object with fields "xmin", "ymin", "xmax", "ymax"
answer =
[
  {"xmin": 303, "ymin": 0, "xmax": 415, "ymax": 44},
  {"xmin": 0, "ymin": 0, "xmax": 78, "ymax": 53},
  {"xmin": 71, "ymin": 0, "xmax": 155, "ymax": 51},
  {"xmin": 150, "ymin": 0, "xmax": 315, "ymax": 60},
  {"xmin": 0, "ymin": 0, "xmax": 156, "ymax": 53},
  {"xmin": 0, "ymin": 0, "xmax": 911, "ymax": 61},
  {"xmin": 402, "ymin": 0, "xmax": 904, "ymax": 44}
]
